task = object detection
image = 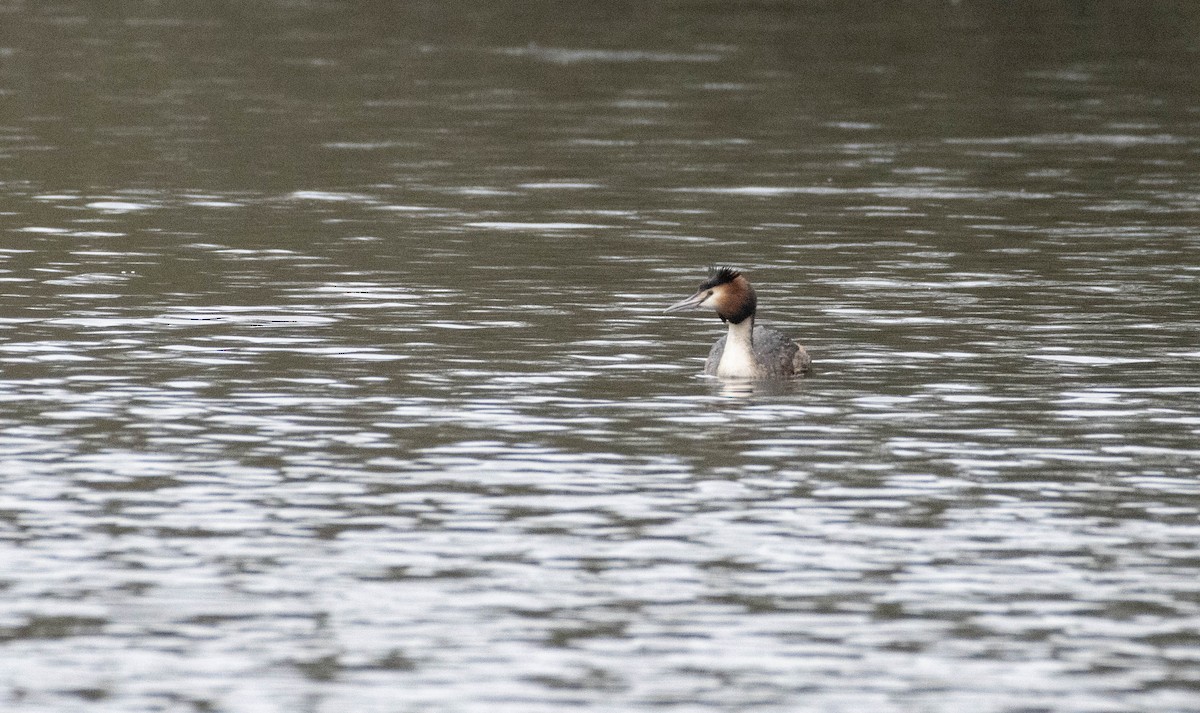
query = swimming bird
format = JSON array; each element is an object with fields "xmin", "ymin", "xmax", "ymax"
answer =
[{"xmin": 665, "ymin": 267, "xmax": 811, "ymax": 379}]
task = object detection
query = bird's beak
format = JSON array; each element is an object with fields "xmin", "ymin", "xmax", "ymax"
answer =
[{"xmin": 665, "ymin": 290, "xmax": 708, "ymax": 313}]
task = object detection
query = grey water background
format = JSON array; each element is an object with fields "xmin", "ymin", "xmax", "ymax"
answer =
[{"xmin": 1, "ymin": 1, "xmax": 1199, "ymax": 711}]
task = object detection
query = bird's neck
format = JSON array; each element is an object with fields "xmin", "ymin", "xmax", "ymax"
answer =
[{"xmin": 717, "ymin": 316, "xmax": 758, "ymax": 378}]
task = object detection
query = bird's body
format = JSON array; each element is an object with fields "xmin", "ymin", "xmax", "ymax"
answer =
[
  {"xmin": 665, "ymin": 267, "xmax": 811, "ymax": 380},
  {"xmin": 705, "ymin": 323, "xmax": 811, "ymax": 379}
]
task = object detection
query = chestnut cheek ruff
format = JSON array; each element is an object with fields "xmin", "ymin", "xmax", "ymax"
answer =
[{"xmin": 716, "ymin": 279, "xmax": 757, "ymax": 325}]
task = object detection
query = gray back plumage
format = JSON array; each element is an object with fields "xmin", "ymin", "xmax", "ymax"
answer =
[{"xmin": 704, "ymin": 325, "xmax": 811, "ymax": 378}]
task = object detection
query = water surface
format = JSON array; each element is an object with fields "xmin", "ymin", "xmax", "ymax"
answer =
[{"xmin": 1, "ymin": 2, "xmax": 1199, "ymax": 712}]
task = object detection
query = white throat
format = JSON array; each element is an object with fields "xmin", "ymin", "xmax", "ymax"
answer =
[{"xmin": 716, "ymin": 317, "xmax": 758, "ymax": 379}]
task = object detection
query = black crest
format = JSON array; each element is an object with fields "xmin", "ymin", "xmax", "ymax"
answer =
[{"xmin": 698, "ymin": 266, "xmax": 741, "ymax": 291}]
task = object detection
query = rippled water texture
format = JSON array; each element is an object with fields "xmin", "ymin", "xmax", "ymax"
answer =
[{"xmin": 1, "ymin": 2, "xmax": 1199, "ymax": 711}]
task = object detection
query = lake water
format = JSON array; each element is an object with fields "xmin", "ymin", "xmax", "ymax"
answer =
[{"xmin": 1, "ymin": 2, "xmax": 1199, "ymax": 711}]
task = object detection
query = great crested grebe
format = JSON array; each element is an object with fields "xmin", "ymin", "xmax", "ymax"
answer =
[{"xmin": 665, "ymin": 267, "xmax": 811, "ymax": 379}]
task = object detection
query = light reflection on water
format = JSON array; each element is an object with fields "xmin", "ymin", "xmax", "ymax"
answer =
[
  {"xmin": 3, "ymin": 192, "xmax": 1200, "ymax": 712},
  {"xmin": 2, "ymin": 2, "xmax": 1200, "ymax": 712}
]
